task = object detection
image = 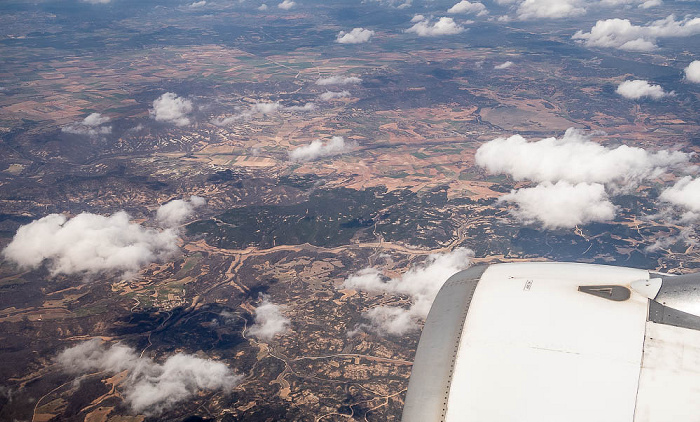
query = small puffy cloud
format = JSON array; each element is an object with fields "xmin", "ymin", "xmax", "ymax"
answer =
[
  {"xmin": 447, "ymin": 0, "xmax": 488, "ymax": 16},
  {"xmin": 494, "ymin": 61, "xmax": 513, "ymax": 69},
  {"xmin": 189, "ymin": 0, "xmax": 206, "ymax": 7},
  {"xmin": 362, "ymin": 307, "xmax": 415, "ymax": 336},
  {"xmin": 251, "ymin": 102, "xmax": 282, "ymax": 114},
  {"xmin": 211, "ymin": 115, "xmax": 243, "ymax": 127},
  {"xmin": 316, "ymin": 76, "xmax": 362, "ymax": 86},
  {"xmin": 343, "ymin": 248, "xmax": 474, "ymax": 335},
  {"xmin": 366, "ymin": 0, "xmax": 411, "ymax": 7},
  {"xmin": 81, "ymin": 0, "xmax": 111, "ymax": 3},
  {"xmin": 406, "ymin": 16, "xmax": 464, "ymax": 36},
  {"xmin": 191, "ymin": 194, "xmax": 209, "ymax": 207},
  {"xmin": 516, "ymin": 0, "xmax": 585, "ymax": 20},
  {"xmin": 212, "ymin": 102, "xmax": 278, "ymax": 126},
  {"xmin": 289, "ymin": 136, "xmax": 356, "ymax": 162},
  {"xmin": 2, "ymin": 212, "xmax": 179, "ymax": 277},
  {"xmin": 498, "ymin": 0, "xmax": 663, "ymax": 19},
  {"xmin": 247, "ymin": 296, "xmax": 290, "ymax": 340},
  {"xmin": 150, "ymin": 92, "xmax": 194, "ymax": 126},
  {"xmin": 336, "ymin": 28, "xmax": 375, "ymax": 44},
  {"xmin": 62, "ymin": 113, "xmax": 112, "ymax": 136},
  {"xmin": 475, "ymin": 128, "xmax": 689, "ymax": 188},
  {"xmin": 573, "ymin": 15, "xmax": 700, "ymax": 51},
  {"xmin": 57, "ymin": 339, "xmax": 241, "ymax": 416},
  {"xmin": 645, "ymin": 227, "xmax": 694, "ymax": 252},
  {"xmin": 62, "ymin": 125, "xmax": 111, "ymax": 136},
  {"xmin": 82, "ymin": 113, "xmax": 110, "ymax": 126},
  {"xmin": 639, "ymin": 0, "xmax": 662, "ymax": 8},
  {"xmin": 58, "ymin": 339, "xmax": 134, "ymax": 375},
  {"xmin": 660, "ymin": 176, "xmax": 700, "ymax": 216},
  {"xmin": 342, "ymin": 267, "xmax": 384, "ymax": 291},
  {"xmin": 616, "ymin": 79, "xmax": 672, "ymax": 100},
  {"xmin": 685, "ymin": 60, "xmax": 700, "ymax": 83},
  {"xmin": 319, "ymin": 90, "xmax": 351, "ymax": 101},
  {"xmin": 499, "ymin": 181, "xmax": 616, "ymax": 228},
  {"xmin": 411, "ymin": 14, "xmax": 426, "ymax": 22},
  {"xmin": 211, "ymin": 101, "xmax": 312, "ymax": 127},
  {"xmin": 599, "ymin": 0, "xmax": 661, "ymax": 5},
  {"xmin": 258, "ymin": 4, "xmax": 269, "ymax": 10},
  {"xmin": 156, "ymin": 196, "xmax": 206, "ymax": 227},
  {"xmin": 278, "ymin": 0, "xmax": 295, "ymax": 9},
  {"xmin": 286, "ymin": 102, "xmax": 316, "ymax": 111}
]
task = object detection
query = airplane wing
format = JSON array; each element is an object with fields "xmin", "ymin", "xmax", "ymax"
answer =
[{"xmin": 402, "ymin": 262, "xmax": 700, "ymax": 422}]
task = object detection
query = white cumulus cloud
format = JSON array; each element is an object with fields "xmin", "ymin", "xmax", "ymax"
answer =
[
  {"xmin": 645, "ymin": 227, "xmax": 695, "ymax": 252},
  {"xmin": 406, "ymin": 16, "xmax": 464, "ymax": 36},
  {"xmin": 343, "ymin": 248, "xmax": 474, "ymax": 335},
  {"xmin": 497, "ymin": 0, "xmax": 664, "ymax": 20},
  {"xmin": 156, "ymin": 196, "xmax": 206, "ymax": 228},
  {"xmin": 494, "ymin": 61, "xmax": 514, "ymax": 69},
  {"xmin": 211, "ymin": 101, "xmax": 313, "ymax": 126},
  {"xmin": 289, "ymin": 136, "xmax": 356, "ymax": 162},
  {"xmin": 616, "ymin": 79, "xmax": 672, "ymax": 100},
  {"xmin": 476, "ymin": 129, "xmax": 691, "ymax": 228},
  {"xmin": 573, "ymin": 15, "xmax": 700, "ymax": 51},
  {"xmin": 475, "ymin": 128, "xmax": 689, "ymax": 188},
  {"xmin": 278, "ymin": 0, "xmax": 295, "ymax": 9},
  {"xmin": 2, "ymin": 212, "xmax": 179, "ymax": 277},
  {"xmin": 499, "ymin": 181, "xmax": 616, "ymax": 228},
  {"xmin": 57, "ymin": 339, "xmax": 241, "ymax": 416},
  {"xmin": 316, "ymin": 76, "xmax": 362, "ymax": 86},
  {"xmin": 247, "ymin": 296, "xmax": 290, "ymax": 340},
  {"xmin": 61, "ymin": 125, "xmax": 111, "ymax": 136},
  {"xmin": 638, "ymin": 0, "xmax": 662, "ymax": 8},
  {"xmin": 319, "ymin": 90, "xmax": 351, "ymax": 101},
  {"xmin": 516, "ymin": 0, "xmax": 585, "ymax": 20},
  {"xmin": 286, "ymin": 102, "xmax": 316, "ymax": 111},
  {"xmin": 150, "ymin": 92, "xmax": 194, "ymax": 126},
  {"xmin": 82, "ymin": 113, "xmax": 110, "ymax": 126},
  {"xmin": 62, "ymin": 113, "xmax": 112, "ymax": 136},
  {"xmin": 251, "ymin": 102, "xmax": 282, "ymax": 114},
  {"xmin": 660, "ymin": 176, "xmax": 700, "ymax": 217},
  {"xmin": 336, "ymin": 28, "xmax": 375, "ymax": 44},
  {"xmin": 685, "ymin": 60, "xmax": 700, "ymax": 83},
  {"xmin": 447, "ymin": 0, "xmax": 488, "ymax": 16}
]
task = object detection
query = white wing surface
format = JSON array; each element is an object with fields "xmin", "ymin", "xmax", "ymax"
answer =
[{"xmin": 403, "ymin": 262, "xmax": 700, "ymax": 422}]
